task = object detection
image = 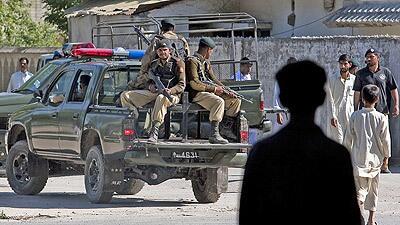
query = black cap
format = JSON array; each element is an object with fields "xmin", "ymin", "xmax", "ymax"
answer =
[
  {"xmin": 365, "ymin": 48, "xmax": 380, "ymax": 57},
  {"xmin": 155, "ymin": 39, "xmax": 171, "ymax": 49},
  {"xmin": 199, "ymin": 37, "xmax": 216, "ymax": 49},
  {"xmin": 240, "ymin": 57, "xmax": 253, "ymax": 66},
  {"xmin": 161, "ymin": 19, "xmax": 175, "ymax": 27}
]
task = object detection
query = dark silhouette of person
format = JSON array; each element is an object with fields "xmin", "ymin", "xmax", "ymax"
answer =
[{"xmin": 239, "ymin": 60, "xmax": 362, "ymax": 225}]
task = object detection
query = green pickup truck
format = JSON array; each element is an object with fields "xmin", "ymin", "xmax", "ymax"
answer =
[
  {"xmin": 5, "ymin": 57, "xmax": 264, "ymax": 203},
  {"xmin": 0, "ymin": 59, "xmax": 72, "ymax": 172}
]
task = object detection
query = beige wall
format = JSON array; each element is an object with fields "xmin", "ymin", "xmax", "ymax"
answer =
[{"xmin": 0, "ymin": 48, "xmax": 57, "ymax": 91}]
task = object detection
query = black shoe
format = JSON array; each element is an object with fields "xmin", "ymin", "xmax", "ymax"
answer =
[{"xmin": 381, "ymin": 169, "xmax": 391, "ymax": 174}]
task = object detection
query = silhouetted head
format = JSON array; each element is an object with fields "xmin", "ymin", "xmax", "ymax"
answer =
[{"xmin": 276, "ymin": 60, "xmax": 326, "ymax": 115}]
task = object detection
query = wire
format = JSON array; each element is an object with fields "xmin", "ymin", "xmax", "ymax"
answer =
[{"xmin": 270, "ymin": 11, "xmax": 335, "ymax": 37}]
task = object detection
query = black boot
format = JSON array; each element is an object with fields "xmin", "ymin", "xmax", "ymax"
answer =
[
  {"xmin": 148, "ymin": 121, "xmax": 161, "ymax": 143},
  {"xmin": 219, "ymin": 116, "xmax": 237, "ymax": 140},
  {"xmin": 209, "ymin": 121, "xmax": 229, "ymax": 144}
]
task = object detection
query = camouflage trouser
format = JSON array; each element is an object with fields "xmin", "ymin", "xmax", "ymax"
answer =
[
  {"xmin": 192, "ymin": 92, "xmax": 241, "ymax": 122},
  {"xmin": 120, "ymin": 90, "xmax": 180, "ymax": 124}
]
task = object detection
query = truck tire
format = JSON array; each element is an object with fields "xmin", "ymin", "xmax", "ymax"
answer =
[
  {"xmin": 191, "ymin": 168, "xmax": 221, "ymax": 203},
  {"xmin": 6, "ymin": 140, "xmax": 48, "ymax": 195},
  {"xmin": 115, "ymin": 178, "xmax": 145, "ymax": 195},
  {"xmin": 84, "ymin": 145, "xmax": 113, "ymax": 203}
]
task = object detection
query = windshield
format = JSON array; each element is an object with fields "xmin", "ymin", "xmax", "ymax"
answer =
[{"xmin": 14, "ymin": 62, "xmax": 61, "ymax": 93}]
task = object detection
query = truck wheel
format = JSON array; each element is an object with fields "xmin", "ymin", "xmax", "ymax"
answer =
[
  {"xmin": 6, "ymin": 140, "xmax": 48, "ymax": 195},
  {"xmin": 84, "ymin": 145, "xmax": 113, "ymax": 203},
  {"xmin": 115, "ymin": 178, "xmax": 145, "ymax": 195},
  {"xmin": 191, "ymin": 168, "xmax": 221, "ymax": 203}
]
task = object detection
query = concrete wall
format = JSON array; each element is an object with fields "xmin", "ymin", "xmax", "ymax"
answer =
[{"xmin": 0, "ymin": 48, "xmax": 57, "ymax": 91}]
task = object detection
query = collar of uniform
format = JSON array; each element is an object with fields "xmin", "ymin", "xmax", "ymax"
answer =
[
  {"xmin": 156, "ymin": 56, "xmax": 172, "ymax": 66},
  {"xmin": 162, "ymin": 31, "xmax": 178, "ymax": 38},
  {"xmin": 194, "ymin": 52, "xmax": 209, "ymax": 63}
]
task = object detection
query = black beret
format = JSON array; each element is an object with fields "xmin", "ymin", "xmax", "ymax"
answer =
[
  {"xmin": 199, "ymin": 37, "xmax": 216, "ymax": 49},
  {"xmin": 161, "ymin": 19, "xmax": 175, "ymax": 27},
  {"xmin": 155, "ymin": 39, "xmax": 171, "ymax": 49},
  {"xmin": 365, "ymin": 48, "xmax": 380, "ymax": 57}
]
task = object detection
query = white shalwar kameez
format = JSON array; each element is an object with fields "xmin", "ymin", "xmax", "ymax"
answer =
[
  {"xmin": 326, "ymin": 73, "xmax": 355, "ymax": 143},
  {"xmin": 344, "ymin": 108, "xmax": 391, "ymax": 211}
]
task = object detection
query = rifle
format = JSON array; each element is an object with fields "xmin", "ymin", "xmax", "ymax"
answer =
[
  {"xmin": 148, "ymin": 70, "xmax": 174, "ymax": 103},
  {"xmin": 202, "ymin": 80, "xmax": 253, "ymax": 103},
  {"xmin": 132, "ymin": 25, "xmax": 151, "ymax": 46}
]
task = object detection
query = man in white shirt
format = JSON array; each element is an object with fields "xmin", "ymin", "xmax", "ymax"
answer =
[
  {"xmin": 7, "ymin": 57, "xmax": 33, "ymax": 92},
  {"xmin": 326, "ymin": 54, "xmax": 356, "ymax": 143},
  {"xmin": 232, "ymin": 57, "xmax": 252, "ymax": 81}
]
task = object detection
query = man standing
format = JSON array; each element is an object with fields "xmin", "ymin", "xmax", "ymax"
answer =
[
  {"xmin": 326, "ymin": 54, "xmax": 356, "ymax": 143},
  {"xmin": 130, "ymin": 19, "xmax": 189, "ymax": 90},
  {"xmin": 240, "ymin": 61, "xmax": 361, "ymax": 225},
  {"xmin": 186, "ymin": 37, "xmax": 241, "ymax": 144},
  {"xmin": 7, "ymin": 57, "xmax": 33, "ymax": 92},
  {"xmin": 232, "ymin": 57, "xmax": 253, "ymax": 81},
  {"xmin": 121, "ymin": 39, "xmax": 186, "ymax": 143},
  {"xmin": 353, "ymin": 48, "xmax": 399, "ymax": 173}
]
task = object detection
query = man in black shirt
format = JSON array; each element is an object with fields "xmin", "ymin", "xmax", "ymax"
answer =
[{"xmin": 353, "ymin": 48, "xmax": 399, "ymax": 173}]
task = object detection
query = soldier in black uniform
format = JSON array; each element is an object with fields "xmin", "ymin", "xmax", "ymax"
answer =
[{"xmin": 121, "ymin": 39, "xmax": 186, "ymax": 143}]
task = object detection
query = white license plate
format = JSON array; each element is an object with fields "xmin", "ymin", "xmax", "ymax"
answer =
[{"xmin": 172, "ymin": 151, "xmax": 199, "ymax": 159}]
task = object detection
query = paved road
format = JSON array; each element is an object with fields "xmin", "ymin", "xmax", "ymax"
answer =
[{"xmin": 0, "ymin": 168, "xmax": 399, "ymax": 225}]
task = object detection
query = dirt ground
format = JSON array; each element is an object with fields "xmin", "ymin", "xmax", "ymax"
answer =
[{"xmin": 0, "ymin": 168, "xmax": 399, "ymax": 225}]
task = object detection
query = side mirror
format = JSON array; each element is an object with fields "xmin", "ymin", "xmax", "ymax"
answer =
[{"xmin": 33, "ymin": 90, "xmax": 43, "ymax": 102}]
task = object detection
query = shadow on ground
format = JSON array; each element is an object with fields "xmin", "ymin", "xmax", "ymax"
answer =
[{"xmin": 0, "ymin": 192, "xmax": 196, "ymax": 209}]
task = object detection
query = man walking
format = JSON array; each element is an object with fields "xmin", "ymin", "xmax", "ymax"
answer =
[
  {"xmin": 7, "ymin": 57, "xmax": 33, "ymax": 92},
  {"xmin": 186, "ymin": 37, "xmax": 241, "ymax": 144},
  {"xmin": 326, "ymin": 54, "xmax": 356, "ymax": 143},
  {"xmin": 353, "ymin": 48, "xmax": 399, "ymax": 172},
  {"xmin": 121, "ymin": 39, "xmax": 185, "ymax": 143}
]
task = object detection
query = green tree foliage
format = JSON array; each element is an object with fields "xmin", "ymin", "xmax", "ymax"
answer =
[
  {"xmin": 0, "ymin": 0, "xmax": 62, "ymax": 47},
  {"xmin": 42, "ymin": 0, "xmax": 81, "ymax": 34}
]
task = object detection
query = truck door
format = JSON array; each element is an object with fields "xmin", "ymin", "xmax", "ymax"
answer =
[
  {"xmin": 58, "ymin": 66, "xmax": 96, "ymax": 156},
  {"xmin": 31, "ymin": 69, "xmax": 76, "ymax": 153}
]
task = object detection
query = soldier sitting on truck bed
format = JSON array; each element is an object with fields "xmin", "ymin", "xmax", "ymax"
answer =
[
  {"xmin": 186, "ymin": 37, "xmax": 241, "ymax": 144},
  {"xmin": 120, "ymin": 39, "xmax": 186, "ymax": 143},
  {"xmin": 128, "ymin": 19, "xmax": 190, "ymax": 90}
]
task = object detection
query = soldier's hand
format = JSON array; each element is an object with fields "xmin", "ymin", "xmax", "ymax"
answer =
[
  {"xmin": 277, "ymin": 113, "xmax": 284, "ymax": 125},
  {"xmin": 393, "ymin": 105, "xmax": 399, "ymax": 117},
  {"xmin": 228, "ymin": 92, "xmax": 235, "ymax": 98},
  {"xmin": 330, "ymin": 118, "xmax": 338, "ymax": 128},
  {"xmin": 149, "ymin": 84, "xmax": 157, "ymax": 93},
  {"xmin": 214, "ymin": 86, "xmax": 224, "ymax": 95},
  {"xmin": 164, "ymin": 88, "xmax": 171, "ymax": 95}
]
